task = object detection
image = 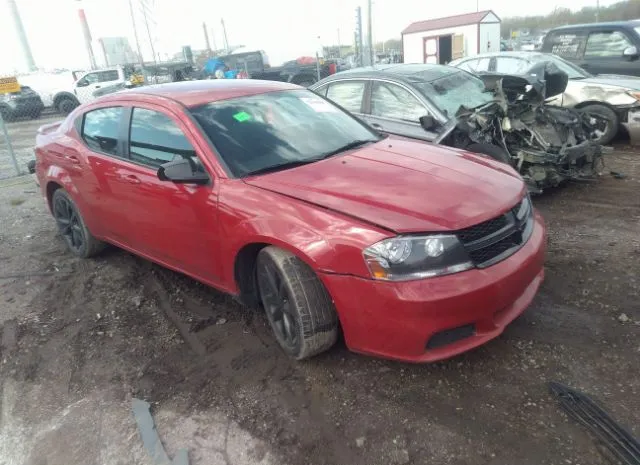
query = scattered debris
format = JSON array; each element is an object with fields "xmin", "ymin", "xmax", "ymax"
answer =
[
  {"xmin": 132, "ymin": 295, "xmax": 143, "ymax": 308},
  {"xmin": 548, "ymin": 382, "xmax": 640, "ymax": 465},
  {"xmin": 618, "ymin": 313, "xmax": 630, "ymax": 323},
  {"xmin": 355, "ymin": 437, "xmax": 366, "ymax": 448},
  {"xmin": 132, "ymin": 398, "xmax": 190, "ymax": 465},
  {"xmin": 216, "ymin": 318, "xmax": 227, "ymax": 325},
  {"xmin": 610, "ymin": 171, "xmax": 627, "ymax": 179}
]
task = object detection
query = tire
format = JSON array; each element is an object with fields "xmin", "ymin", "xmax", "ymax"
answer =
[
  {"xmin": 256, "ymin": 246, "xmax": 338, "ymax": 360},
  {"xmin": 57, "ymin": 98, "xmax": 78, "ymax": 115},
  {"xmin": 51, "ymin": 189, "xmax": 105, "ymax": 258},
  {"xmin": 467, "ymin": 143, "xmax": 512, "ymax": 165},
  {"xmin": 578, "ymin": 103, "xmax": 618, "ymax": 145}
]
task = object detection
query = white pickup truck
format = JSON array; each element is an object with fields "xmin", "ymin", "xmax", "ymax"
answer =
[{"xmin": 73, "ymin": 67, "xmax": 128, "ymax": 104}]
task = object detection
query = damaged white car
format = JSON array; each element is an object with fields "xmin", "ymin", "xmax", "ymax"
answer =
[{"xmin": 311, "ymin": 63, "xmax": 605, "ymax": 193}]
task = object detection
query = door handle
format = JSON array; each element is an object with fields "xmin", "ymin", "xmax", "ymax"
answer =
[
  {"xmin": 121, "ymin": 174, "xmax": 141, "ymax": 184},
  {"xmin": 95, "ymin": 85, "xmax": 101, "ymax": 89},
  {"xmin": 66, "ymin": 155, "xmax": 80, "ymax": 164}
]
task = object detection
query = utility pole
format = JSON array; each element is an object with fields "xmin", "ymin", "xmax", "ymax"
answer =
[
  {"xmin": 140, "ymin": 0, "xmax": 157, "ymax": 64},
  {"xmin": 203, "ymin": 22, "xmax": 212, "ymax": 53},
  {"xmin": 595, "ymin": 0, "xmax": 600, "ymax": 22},
  {"xmin": 337, "ymin": 28, "xmax": 341, "ymax": 58},
  {"xmin": 6, "ymin": 0, "xmax": 36, "ymax": 71},
  {"xmin": 221, "ymin": 18, "xmax": 229, "ymax": 52},
  {"xmin": 210, "ymin": 28, "xmax": 218, "ymax": 51},
  {"xmin": 355, "ymin": 6, "xmax": 363, "ymax": 66},
  {"xmin": 76, "ymin": 0, "xmax": 97, "ymax": 69},
  {"xmin": 367, "ymin": 0, "xmax": 374, "ymax": 66},
  {"xmin": 128, "ymin": 0, "xmax": 144, "ymax": 65}
]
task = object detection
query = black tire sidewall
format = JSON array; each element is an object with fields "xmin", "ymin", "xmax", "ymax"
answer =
[
  {"xmin": 52, "ymin": 189, "xmax": 90, "ymax": 258},
  {"xmin": 58, "ymin": 99, "xmax": 76, "ymax": 115},
  {"xmin": 256, "ymin": 251, "xmax": 303, "ymax": 357}
]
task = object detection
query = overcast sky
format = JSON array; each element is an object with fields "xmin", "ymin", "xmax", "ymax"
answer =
[{"xmin": 0, "ymin": 0, "xmax": 618, "ymax": 73}]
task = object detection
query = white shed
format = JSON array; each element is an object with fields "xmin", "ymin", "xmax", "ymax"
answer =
[{"xmin": 402, "ymin": 10, "xmax": 501, "ymax": 64}]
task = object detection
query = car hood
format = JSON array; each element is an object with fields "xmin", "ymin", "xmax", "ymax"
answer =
[
  {"xmin": 580, "ymin": 74, "xmax": 640, "ymax": 90},
  {"xmin": 244, "ymin": 140, "xmax": 526, "ymax": 233}
]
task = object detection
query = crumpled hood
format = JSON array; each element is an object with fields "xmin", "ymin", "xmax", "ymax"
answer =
[
  {"xmin": 244, "ymin": 140, "xmax": 526, "ymax": 233},
  {"xmin": 580, "ymin": 74, "xmax": 640, "ymax": 91}
]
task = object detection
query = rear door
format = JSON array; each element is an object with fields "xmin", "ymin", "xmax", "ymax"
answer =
[
  {"xmin": 365, "ymin": 80, "xmax": 436, "ymax": 142},
  {"xmin": 543, "ymin": 29, "xmax": 588, "ymax": 66},
  {"xmin": 582, "ymin": 28, "xmax": 640, "ymax": 76}
]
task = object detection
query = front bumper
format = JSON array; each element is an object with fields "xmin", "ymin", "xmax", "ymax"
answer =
[{"xmin": 320, "ymin": 212, "xmax": 546, "ymax": 363}]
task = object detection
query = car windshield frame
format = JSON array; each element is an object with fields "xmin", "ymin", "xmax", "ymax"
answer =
[
  {"xmin": 531, "ymin": 54, "xmax": 592, "ymax": 79},
  {"xmin": 188, "ymin": 89, "xmax": 382, "ymax": 178},
  {"xmin": 412, "ymin": 70, "xmax": 495, "ymax": 118}
]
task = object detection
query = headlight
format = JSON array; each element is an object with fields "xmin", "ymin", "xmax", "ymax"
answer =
[
  {"xmin": 628, "ymin": 91, "xmax": 640, "ymax": 101},
  {"xmin": 363, "ymin": 235, "xmax": 473, "ymax": 281}
]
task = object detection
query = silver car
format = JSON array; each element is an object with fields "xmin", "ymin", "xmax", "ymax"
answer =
[{"xmin": 449, "ymin": 51, "xmax": 640, "ymax": 144}]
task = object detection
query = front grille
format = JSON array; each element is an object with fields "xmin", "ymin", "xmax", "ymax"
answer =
[{"xmin": 456, "ymin": 197, "xmax": 533, "ymax": 268}]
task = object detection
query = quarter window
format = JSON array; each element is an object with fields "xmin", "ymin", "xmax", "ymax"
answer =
[
  {"xmin": 325, "ymin": 81, "xmax": 365, "ymax": 112},
  {"xmin": 585, "ymin": 31, "xmax": 633, "ymax": 57},
  {"xmin": 495, "ymin": 57, "xmax": 530, "ymax": 74},
  {"xmin": 129, "ymin": 108, "xmax": 201, "ymax": 170},
  {"xmin": 370, "ymin": 82, "xmax": 427, "ymax": 122},
  {"xmin": 82, "ymin": 107, "xmax": 123, "ymax": 156},
  {"xmin": 99, "ymin": 70, "xmax": 120, "ymax": 81}
]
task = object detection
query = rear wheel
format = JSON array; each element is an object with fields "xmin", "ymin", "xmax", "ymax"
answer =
[
  {"xmin": 52, "ymin": 189, "xmax": 105, "ymax": 258},
  {"xmin": 467, "ymin": 143, "xmax": 512, "ymax": 165},
  {"xmin": 57, "ymin": 98, "xmax": 78, "ymax": 115},
  {"xmin": 256, "ymin": 246, "xmax": 338, "ymax": 359},
  {"xmin": 578, "ymin": 103, "xmax": 618, "ymax": 145}
]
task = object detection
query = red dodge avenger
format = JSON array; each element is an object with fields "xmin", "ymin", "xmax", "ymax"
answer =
[{"xmin": 35, "ymin": 80, "xmax": 545, "ymax": 362}]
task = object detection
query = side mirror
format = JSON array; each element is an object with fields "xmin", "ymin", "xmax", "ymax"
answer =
[
  {"xmin": 157, "ymin": 159, "xmax": 209, "ymax": 185},
  {"xmin": 419, "ymin": 114, "xmax": 437, "ymax": 131},
  {"xmin": 76, "ymin": 79, "xmax": 88, "ymax": 87},
  {"xmin": 623, "ymin": 46, "xmax": 638, "ymax": 59}
]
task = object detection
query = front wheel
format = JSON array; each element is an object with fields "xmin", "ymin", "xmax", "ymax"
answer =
[
  {"xmin": 578, "ymin": 103, "xmax": 618, "ymax": 145},
  {"xmin": 256, "ymin": 246, "xmax": 338, "ymax": 360},
  {"xmin": 57, "ymin": 98, "xmax": 78, "ymax": 115}
]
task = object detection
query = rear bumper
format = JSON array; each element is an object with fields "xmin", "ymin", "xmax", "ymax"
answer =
[
  {"xmin": 320, "ymin": 212, "xmax": 546, "ymax": 363},
  {"xmin": 7, "ymin": 101, "xmax": 45, "ymax": 116}
]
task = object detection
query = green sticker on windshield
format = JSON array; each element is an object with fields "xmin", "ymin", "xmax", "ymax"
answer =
[{"xmin": 233, "ymin": 111, "xmax": 252, "ymax": 122}]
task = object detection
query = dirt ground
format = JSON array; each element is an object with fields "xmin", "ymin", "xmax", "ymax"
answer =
[{"xmin": 1, "ymin": 150, "xmax": 639, "ymax": 465}]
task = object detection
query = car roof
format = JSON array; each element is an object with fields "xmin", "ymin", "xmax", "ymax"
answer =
[
  {"xmin": 549, "ymin": 20, "xmax": 640, "ymax": 31},
  {"xmin": 101, "ymin": 79, "xmax": 301, "ymax": 108},
  {"xmin": 321, "ymin": 64, "xmax": 459, "ymax": 83},
  {"xmin": 454, "ymin": 51, "xmax": 549, "ymax": 61}
]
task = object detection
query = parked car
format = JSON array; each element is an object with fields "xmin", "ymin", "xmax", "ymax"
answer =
[
  {"xmin": 34, "ymin": 80, "xmax": 545, "ymax": 362},
  {"xmin": 18, "ymin": 71, "xmax": 81, "ymax": 115},
  {"xmin": 541, "ymin": 21, "xmax": 640, "ymax": 77},
  {"xmin": 311, "ymin": 64, "xmax": 603, "ymax": 192},
  {"xmin": 0, "ymin": 85, "xmax": 45, "ymax": 121},
  {"xmin": 450, "ymin": 51, "xmax": 640, "ymax": 144}
]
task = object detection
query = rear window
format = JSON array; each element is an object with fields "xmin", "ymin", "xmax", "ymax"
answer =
[
  {"xmin": 82, "ymin": 107, "xmax": 123, "ymax": 156},
  {"xmin": 545, "ymin": 31, "xmax": 587, "ymax": 59}
]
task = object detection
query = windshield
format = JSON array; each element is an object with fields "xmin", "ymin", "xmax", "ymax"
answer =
[
  {"xmin": 190, "ymin": 90, "xmax": 380, "ymax": 177},
  {"xmin": 532, "ymin": 54, "xmax": 592, "ymax": 79},
  {"xmin": 413, "ymin": 71, "xmax": 494, "ymax": 118}
]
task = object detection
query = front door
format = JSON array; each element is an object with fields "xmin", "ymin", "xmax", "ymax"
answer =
[
  {"xmin": 75, "ymin": 70, "xmax": 122, "ymax": 103},
  {"xmin": 581, "ymin": 29, "xmax": 640, "ymax": 76},
  {"xmin": 364, "ymin": 80, "xmax": 437, "ymax": 142},
  {"xmin": 113, "ymin": 104, "xmax": 221, "ymax": 282}
]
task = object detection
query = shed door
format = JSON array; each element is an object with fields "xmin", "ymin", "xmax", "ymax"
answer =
[
  {"xmin": 423, "ymin": 36, "xmax": 438, "ymax": 64},
  {"xmin": 452, "ymin": 34, "xmax": 464, "ymax": 59}
]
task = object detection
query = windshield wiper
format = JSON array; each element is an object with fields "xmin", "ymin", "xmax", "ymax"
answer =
[
  {"xmin": 244, "ymin": 159, "xmax": 321, "ymax": 177},
  {"xmin": 319, "ymin": 139, "xmax": 375, "ymax": 159}
]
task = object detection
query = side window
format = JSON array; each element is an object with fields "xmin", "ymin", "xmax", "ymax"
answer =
[
  {"xmin": 129, "ymin": 108, "xmax": 202, "ymax": 170},
  {"xmin": 370, "ymin": 82, "xmax": 428, "ymax": 122},
  {"xmin": 77, "ymin": 73, "xmax": 99, "ymax": 87},
  {"xmin": 495, "ymin": 57, "xmax": 530, "ymax": 74},
  {"xmin": 325, "ymin": 81, "xmax": 365, "ymax": 113},
  {"xmin": 99, "ymin": 70, "xmax": 120, "ymax": 82},
  {"xmin": 475, "ymin": 57, "xmax": 491, "ymax": 72},
  {"xmin": 82, "ymin": 107, "xmax": 123, "ymax": 156},
  {"xmin": 456, "ymin": 58, "xmax": 479, "ymax": 72},
  {"xmin": 547, "ymin": 32, "xmax": 587, "ymax": 59},
  {"xmin": 585, "ymin": 31, "xmax": 633, "ymax": 57},
  {"xmin": 312, "ymin": 85, "xmax": 328, "ymax": 97}
]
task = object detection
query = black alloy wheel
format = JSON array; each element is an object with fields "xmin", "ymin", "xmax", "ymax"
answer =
[
  {"xmin": 257, "ymin": 256, "xmax": 300, "ymax": 353},
  {"xmin": 53, "ymin": 192, "xmax": 85, "ymax": 255}
]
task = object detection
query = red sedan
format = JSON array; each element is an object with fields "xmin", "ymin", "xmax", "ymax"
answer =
[{"xmin": 35, "ymin": 80, "xmax": 545, "ymax": 362}]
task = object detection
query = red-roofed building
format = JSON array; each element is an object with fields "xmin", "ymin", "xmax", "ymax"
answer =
[{"xmin": 402, "ymin": 10, "xmax": 501, "ymax": 65}]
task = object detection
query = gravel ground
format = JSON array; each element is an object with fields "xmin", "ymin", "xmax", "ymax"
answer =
[{"xmin": 0, "ymin": 151, "xmax": 638, "ymax": 465}]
